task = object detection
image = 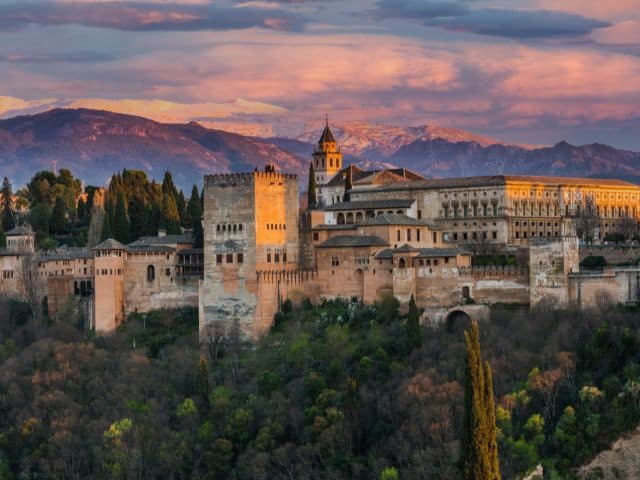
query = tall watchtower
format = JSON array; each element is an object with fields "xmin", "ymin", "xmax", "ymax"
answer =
[
  {"xmin": 93, "ymin": 239, "xmax": 126, "ymax": 332},
  {"xmin": 312, "ymin": 117, "xmax": 343, "ymax": 187},
  {"xmin": 199, "ymin": 170, "xmax": 299, "ymax": 339}
]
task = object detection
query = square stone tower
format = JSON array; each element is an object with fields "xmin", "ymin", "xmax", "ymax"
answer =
[{"xmin": 199, "ymin": 171, "xmax": 299, "ymax": 339}]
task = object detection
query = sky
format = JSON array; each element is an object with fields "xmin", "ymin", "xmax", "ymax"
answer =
[{"xmin": 0, "ymin": 0, "xmax": 639, "ymax": 149}]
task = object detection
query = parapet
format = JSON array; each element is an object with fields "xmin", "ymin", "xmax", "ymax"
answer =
[{"xmin": 205, "ymin": 171, "xmax": 298, "ymax": 187}]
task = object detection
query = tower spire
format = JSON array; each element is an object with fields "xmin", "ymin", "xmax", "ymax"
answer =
[{"xmin": 325, "ymin": 113, "xmax": 328, "ymax": 127}]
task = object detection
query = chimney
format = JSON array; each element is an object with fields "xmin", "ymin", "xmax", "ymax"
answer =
[{"xmin": 158, "ymin": 229, "xmax": 166, "ymax": 238}]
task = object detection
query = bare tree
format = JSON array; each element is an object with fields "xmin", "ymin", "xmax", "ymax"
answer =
[
  {"xmin": 616, "ymin": 213, "xmax": 639, "ymax": 241},
  {"xmin": 19, "ymin": 253, "xmax": 45, "ymax": 337},
  {"xmin": 575, "ymin": 196, "xmax": 600, "ymax": 244}
]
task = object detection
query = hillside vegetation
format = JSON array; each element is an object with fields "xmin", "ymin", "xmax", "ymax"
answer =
[{"xmin": 1, "ymin": 298, "xmax": 640, "ymax": 479}]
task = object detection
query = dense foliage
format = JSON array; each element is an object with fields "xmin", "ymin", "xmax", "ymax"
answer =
[{"xmin": 1, "ymin": 298, "xmax": 640, "ymax": 479}]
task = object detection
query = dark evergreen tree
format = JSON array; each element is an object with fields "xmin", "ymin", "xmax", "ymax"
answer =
[
  {"xmin": 307, "ymin": 163, "xmax": 317, "ymax": 209},
  {"xmin": 113, "ymin": 191, "xmax": 130, "ymax": 244},
  {"xmin": 177, "ymin": 190, "xmax": 189, "ymax": 228},
  {"xmin": 187, "ymin": 185, "xmax": 203, "ymax": 248},
  {"xmin": 101, "ymin": 208, "xmax": 113, "ymax": 241},
  {"xmin": 1, "ymin": 177, "xmax": 15, "ymax": 233},
  {"xmin": 160, "ymin": 194, "xmax": 181, "ymax": 234},
  {"xmin": 50, "ymin": 197, "xmax": 67, "ymax": 235},
  {"xmin": 197, "ymin": 353, "xmax": 210, "ymax": 409},
  {"xmin": 343, "ymin": 166, "xmax": 352, "ymax": 202},
  {"xmin": 462, "ymin": 321, "xmax": 501, "ymax": 480},
  {"xmin": 162, "ymin": 171, "xmax": 179, "ymax": 201},
  {"xmin": 406, "ymin": 294, "xmax": 421, "ymax": 350},
  {"xmin": 77, "ymin": 197, "xmax": 87, "ymax": 223}
]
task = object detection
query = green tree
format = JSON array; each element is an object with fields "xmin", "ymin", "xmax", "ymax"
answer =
[
  {"xmin": 101, "ymin": 208, "xmax": 113, "ymax": 241},
  {"xmin": 406, "ymin": 294, "xmax": 421, "ymax": 350},
  {"xmin": 1, "ymin": 177, "xmax": 15, "ymax": 232},
  {"xmin": 308, "ymin": 162, "xmax": 317, "ymax": 209},
  {"xmin": 162, "ymin": 171, "xmax": 178, "ymax": 201},
  {"xmin": 197, "ymin": 353, "xmax": 210, "ymax": 408},
  {"xmin": 50, "ymin": 196, "xmax": 67, "ymax": 234},
  {"xmin": 160, "ymin": 194, "xmax": 181, "ymax": 235},
  {"xmin": 462, "ymin": 321, "xmax": 501, "ymax": 480},
  {"xmin": 380, "ymin": 467, "xmax": 399, "ymax": 480},
  {"xmin": 113, "ymin": 191, "xmax": 131, "ymax": 244},
  {"xmin": 177, "ymin": 190, "xmax": 189, "ymax": 228},
  {"xmin": 77, "ymin": 197, "xmax": 87, "ymax": 223},
  {"xmin": 187, "ymin": 185, "xmax": 203, "ymax": 248}
]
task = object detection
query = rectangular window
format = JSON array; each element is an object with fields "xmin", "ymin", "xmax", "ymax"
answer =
[
  {"xmin": 331, "ymin": 256, "xmax": 340, "ymax": 266},
  {"xmin": 453, "ymin": 233, "xmax": 458, "ymax": 241},
  {"xmin": 267, "ymin": 253, "xmax": 272, "ymax": 262},
  {"xmin": 463, "ymin": 232, "xmax": 468, "ymax": 240},
  {"xmin": 216, "ymin": 254, "xmax": 222, "ymax": 264},
  {"xmin": 407, "ymin": 229, "xmax": 411, "ymax": 241},
  {"xmin": 226, "ymin": 254, "xmax": 233, "ymax": 263},
  {"xmin": 433, "ymin": 232, "xmax": 437, "ymax": 243},
  {"xmin": 417, "ymin": 229, "xmax": 421, "ymax": 241},
  {"xmin": 237, "ymin": 253, "xmax": 243, "ymax": 264},
  {"xmin": 313, "ymin": 232, "xmax": 319, "ymax": 241},
  {"xmin": 417, "ymin": 210, "xmax": 422, "ymax": 219},
  {"xmin": 166, "ymin": 268, "xmax": 171, "ymax": 276},
  {"xmin": 492, "ymin": 231, "xmax": 497, "ymax": 239},
  {"xmin": 274, "ymin": 253, "xmax": 280, "ymax": 263},
  {"xmin": 283, "ymin": 252, "xmax": 287, "ymax": 263},
  {"xmin": 397, "ymin": 230, "xmax": 401, "ymax": 241}
]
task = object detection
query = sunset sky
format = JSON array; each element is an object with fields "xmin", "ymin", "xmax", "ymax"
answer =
[{"xmin": 0, "ymin": 0, "xmax": 639, "ymax": 149}]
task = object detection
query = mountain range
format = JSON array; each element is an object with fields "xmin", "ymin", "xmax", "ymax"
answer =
[{"xmin": 1, "ymin": 108, "xmax": 639, "ymax": 190}]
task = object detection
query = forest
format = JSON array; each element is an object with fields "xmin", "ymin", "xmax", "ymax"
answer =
[
  {"xmin": 0, "ymin": 169, "xmax": 203, "ymax": 250},
  {"xmin": 1, "ymin": 296, "xmax": 640, "ymax": 479}
]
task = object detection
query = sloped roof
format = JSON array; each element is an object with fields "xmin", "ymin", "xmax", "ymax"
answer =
[
  {"xmin": 6, "ymin": 225, "xmax": 34, "ymax": 236},
  {"xmin": 318, "ymin": 123, "xmax": 336, "ymax": 144},
  {"xmin": 360, "ymin": 213, "xmax": 436, "ymax": 227},
  {"xmin": 127, "ymin": 234, "xmax": 192, "ymax": 248},
  {"xmin": 94, "ymin": 238, "xmax": 126, "ymax": 250},
  {"xmin": 324, "ymin": 199, "xmax": 414, "ymax": 211},
  {"xmin": 375, "ymin": 247, "xmax": 467, "ymax": 259},
  {"xmin": 317, "ymin": 235, "xmax": 389, "ymax": 248},
  {"xmin": 362, "ymin": 175, "xmax": 640, "ymax": 193},
  {"xmin": 325, "ymin": 165, "xmax": 426, "ymax": 188},
  {"xmin": 38, "ymin": 247, "xmax": 93, "ymax": 261}
]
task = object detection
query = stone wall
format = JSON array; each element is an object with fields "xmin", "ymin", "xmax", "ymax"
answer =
[{"xmin": 580, "ymin": 245, "xmax": 640, "ymax": 266}]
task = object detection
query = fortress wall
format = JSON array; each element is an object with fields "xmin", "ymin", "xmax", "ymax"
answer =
[{"xmin": 580, "ymin": 245, "xmax": 640, "ymax": 266}]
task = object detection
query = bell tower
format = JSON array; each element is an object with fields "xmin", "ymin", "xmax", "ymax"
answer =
[{"xmin": 312, "ymin": 116, "xmax": 342, "ymax": 187}]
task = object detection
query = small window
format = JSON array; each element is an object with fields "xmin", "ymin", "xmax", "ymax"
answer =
[
  {"xmin": 237, "ymin": 253, "xmax": 243, "ymax": 263},
  {"xmin": 331, "ymin": 256, "xmax": 340, "ymax": 266},
  {"xmin": 397, "ymin": 230, "xmax": 401, "ymax": 241},
  {"xmin": 407, "ymin": 229, "xmax": 411, "ymax": 241},
  {"xmin": 267, "ymin": 253, "xmax": 272, "ymax": 262},
  {"xmin": 283, "ymin": 252, "xmax": 287, "ymax": 262},
  {"xmin": 239, "ymin": 224, "xmax": 243, "ymax": 231},
  {"xmin": 274, "ymin": 253, "xmax": 280, "ymax": 263},
  {"xmin": 165, "ymin": 268, "xmax": 171, "ymax": 276},
  {"xmin": 147, "ymin": 265, "xmax": 155, "ymax": 282},
  {"xmin": 417, "ymin": 210, "xmax": 422, "ymax": 219},
  {"xmin": 216, "ymin": 254, "xmax": 222, "ymax": 264},
  {"xmin": 217, "ymin": 225, "xmax": 220, "ymax": 232},
  {"xmin": 313, "ymin": 232, "xmax": 319, "ymax": 241},
  {"xmin": 226, "ymin": 254, "xmax": 233, "ymax": 263}
]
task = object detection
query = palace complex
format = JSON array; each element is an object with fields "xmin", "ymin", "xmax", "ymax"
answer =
[{"xmin": 2, "ymin": 122, "xmax": 640, "ymax": 340}]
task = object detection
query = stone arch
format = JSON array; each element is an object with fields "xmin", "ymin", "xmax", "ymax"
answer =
[
  {"xmin": 346, "ymin": 212, "xmax": 354, "ymax": 224},
  {"xmin": 337, "ymin": 212, "xmax": 345, "ymax": 224},
  {"xmin": 445, "ymin": 309, "xmax": 472, "ymax": 332},
  {"xmin": 355, "ymin": 212, "xmax": 364, "ymax": 223}
]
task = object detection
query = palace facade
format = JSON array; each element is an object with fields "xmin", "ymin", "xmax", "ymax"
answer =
[{"xmin": 1, "ymin": 122, "xmax": 640, "ymax": 340}]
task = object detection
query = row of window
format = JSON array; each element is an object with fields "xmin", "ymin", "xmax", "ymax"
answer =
[
  {"xmin": 443, "ymin": 204, "xmax": 498, "ymax": 218},
  {"xmin": 266, "ymin": 252, "xmax": 286, "ymax": 263},
  {"xmin": 146, "ymin": 265, "xmax": 171, "ymax": 281},
  {"xmin": 2, "ymin": 270, "xmax": 14, "ymax": 279},
  {"xmin": 97, "ymin": 268, "xmax": 123, "ymax": 276},
  {"xmin": 444, "ymin": 191, "xmax": 498, "ymax": 199},
  {"xmin": 216, "ymin": 224, "xmax": 243, "ymax": 233},
  {"xmin": 515, "ymin": 231, "xmax": 560, "ymax": 239},
  {"xmin": 330, "ymin": 256, "xmax": 450, "ymax": 268},
  {"xmin": 267, "ymin": 224, "xmax": 286, "ymax": 230},
  {"xmin": 446, "ymin": 231, "xmax": 498, "ymax": 241},
  {"xmin": 215, "ymin": 253, "xmax": 244, "ymax": 264}
]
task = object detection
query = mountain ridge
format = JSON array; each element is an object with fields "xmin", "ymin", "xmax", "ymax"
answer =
[{"xmin": 1, "ymin": 108, "xmax": 639, "ymax": 190}]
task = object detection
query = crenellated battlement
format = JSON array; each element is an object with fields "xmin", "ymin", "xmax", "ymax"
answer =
[
  {"xmin": 459, "ymin": 265, "xmax": 529, "ymax": 278},
  {"xmin": 256, "ymin": 268, "xmax": 318, "ymax": 284},
  {"xmin": 205, "ymin": 171, "xmax": 298, "ymax": 186}
]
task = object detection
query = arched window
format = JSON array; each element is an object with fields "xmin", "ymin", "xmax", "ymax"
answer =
[
  {"xmin": 398, "ymin": 258, "xmax": 406, "ymax": 269},
  {"xmin": 346, "ymin": 212, "xmax": 354, "ymax": 224},
  {"xmin": 147, "ymin": 265, "xmax": 155, "ymax": 282},
  {"xmin": 337, "ymin": 213, "xmax": 345, "ymax": 225}
]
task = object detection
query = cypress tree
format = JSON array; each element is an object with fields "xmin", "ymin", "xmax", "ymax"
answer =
[
  {"xmin": 1, "ymin": 177, "xmax": 15, "ymax": 233},
  {"xmin": 162, "ymin": 171, "xmax": 178, "ymax": 200},
  {"xmin": 462, "ymin": 321, "xmax": 500, "ymax": 480},
  {"xmin": 77, "ymin": 197, "xmax": 86, "ymax": 223},
  {"xmin": 113, "ymin": 191, "xmax": 130, "ymax": 244},
  {"xmin": 177, "ymin": 190, "xmax": 189, "ymax": 228},
  {"xmin": 51, "ymin": 197, "xmax": 67, "ymax": 234},
  {"xmin": 406, "ymin": 294, "xmax": 421, "ymax": 350},
  {"xmin": 197, "ymin": 353, "xmax": 210, "ymax": 408},
  {"xmin": 101, "ymin": 208, "xmax": 113, "ymax": 241},
  {"xmin": 343, "ymin": 166, "xmax": 353, "ymax": 202},
  {"xmin": 484, "ymin": 361, "xmax": 500, "ymax": 479},
  {"xmin": 307, "ymin": 163, "xmax": 317, "ymax": 209},
  {"xmin": 160, "ymin": 194, "xmax": 181, "ymax": 234},
  {"xmin": 187, "ymin": 185, "xmax": 203, "ymax": 248}
]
